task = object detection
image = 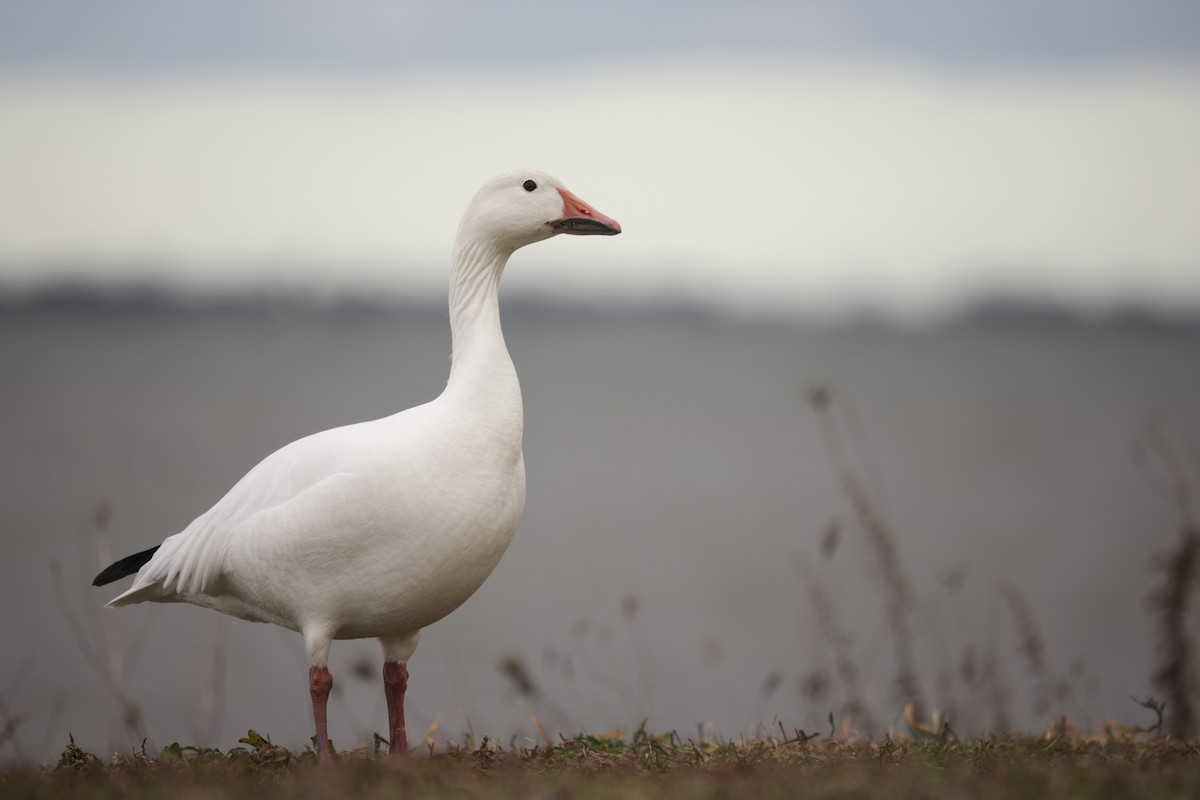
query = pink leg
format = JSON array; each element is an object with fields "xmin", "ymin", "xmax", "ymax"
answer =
[
  {"xmin": 383, "ymin": 661, "xmax": 409, "ymax": 757},
  {"xmin": 309, "ymin": 665, "xmax": 334, "ymax": 763}
]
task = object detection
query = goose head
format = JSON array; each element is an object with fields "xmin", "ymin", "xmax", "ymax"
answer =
[{"xmin": 460, "ymin": 169, "xmax": 621, "ymax": 251}]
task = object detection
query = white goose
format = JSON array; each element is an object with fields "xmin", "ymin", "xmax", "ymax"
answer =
[{"xmin": 93, "ymin": 170, "xmax": 621, "ymax": 762}]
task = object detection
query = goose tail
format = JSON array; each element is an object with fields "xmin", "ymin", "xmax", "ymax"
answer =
[{"xmin": 93, "ymin": 545, "xmax": 159, "ymax": 587}]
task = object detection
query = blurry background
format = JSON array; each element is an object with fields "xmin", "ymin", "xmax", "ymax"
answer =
[{"xmin": 2, "ymin": 0, "xmax": 1199, "ymax": 761}]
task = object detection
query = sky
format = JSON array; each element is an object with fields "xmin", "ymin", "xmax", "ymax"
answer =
[{"xmin": 1, "ymin": 1, "xmax": 1199, "ymax": 318}]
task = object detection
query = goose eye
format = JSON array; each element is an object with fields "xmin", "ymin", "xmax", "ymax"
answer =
[{"xmin": 523, "ymin": 179, "xmax": 537, "ymax": 192}]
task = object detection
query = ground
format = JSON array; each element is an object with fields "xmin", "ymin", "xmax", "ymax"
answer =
[{"xmin": 4, "ymin": 726, "xmax": 1199, "ymax": 799}]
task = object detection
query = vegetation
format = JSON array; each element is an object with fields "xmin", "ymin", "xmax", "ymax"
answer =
[{"xmin": 4, "ymin": 724, "xmax": 1199, "ymax": 799}]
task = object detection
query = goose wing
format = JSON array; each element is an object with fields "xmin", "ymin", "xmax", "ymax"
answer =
[{"xmin": 106, "ymin": 422, "xmax": 369, "ymax": 606}]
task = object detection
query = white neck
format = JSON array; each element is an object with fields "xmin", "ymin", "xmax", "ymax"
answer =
[{"xmin": 441, "ymin": 234, "xmax": 523, "ymax": 435}]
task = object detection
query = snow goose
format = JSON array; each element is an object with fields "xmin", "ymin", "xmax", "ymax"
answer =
[{"xmin": 93, "ymin": 170, "xmax": 621, "ymax": 761}]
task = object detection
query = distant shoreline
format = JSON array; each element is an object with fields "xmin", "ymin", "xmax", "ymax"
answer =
[{"xmin": 2, "ymin": 282, "xmax": 1198, "ymax": 336}]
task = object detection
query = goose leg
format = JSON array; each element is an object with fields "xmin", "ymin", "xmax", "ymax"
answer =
[
  {"xmin": 308, "ymin": 665, "xmax": 334, "ymax": 763},
  {"xmin": 383, "ymin": 661, "xmax": 409, "ymax": 757},
  {"xmin": 303, "ymin": 628, "xmax": 336, "ymax": 763},
  {"xmin": 379, "ymin": 631, "xmax": 420, "ymax": 758}
]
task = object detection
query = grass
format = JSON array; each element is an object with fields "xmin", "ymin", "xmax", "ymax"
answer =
[{"xmin": 4, "ymin": 726, "xmax": 1200, "ymax": 799}]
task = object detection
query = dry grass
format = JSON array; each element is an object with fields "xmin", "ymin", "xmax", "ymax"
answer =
[
  {"xmin": 5, "ymin": 727, "xmax": 1200, "ymax": 800},
  {"xmin": 1135, "ymin": 417, "xmax": 1200, "ymax": 738}
]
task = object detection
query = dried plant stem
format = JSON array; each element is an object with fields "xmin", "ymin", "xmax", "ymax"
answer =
[
  {"xmin": 1150, "ymin": 526, "xmax": 1199, "ymax": 738},
  {"xmin": 50, "ymin": 561, "xmax": 148, "ymax": 744},
  {"xmin": 998, "ymin": 583, "xmax": 1053, "ymax": 718},
  {"xmin": 838, "ymin": 472, "xmax": 922, "ymax": 715},
  {"xmin": 808, "ymin": 386, "xmax": 923, "ymax": 717},
  {"xmin": 794, "ymin": 555, "xmax": 876, "ymax": 731},
  {"xmin": 980, "ymin": 647, "xmax": 1013, "ymax": 733},
  {"xmin": 193, "ymin": 617, "xmax": 230, "ymax": 746},
  {"xmin": 1136, "ymin": 421, "xmax": 1199, "ymax": 738}
]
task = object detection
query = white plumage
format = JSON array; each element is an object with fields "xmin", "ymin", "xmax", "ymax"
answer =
[{"xmin": 95, "ymin": 170, "xmax": 620, "ymax": 760}]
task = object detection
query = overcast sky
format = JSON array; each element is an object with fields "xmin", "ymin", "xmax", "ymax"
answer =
[
  {"xmin": 1, "ymin": 1, "xmax": 1198, "ymax": 317},
  {"xmin": 3, "ymin": 1, "xmax": 1199, "ymax": 72}
]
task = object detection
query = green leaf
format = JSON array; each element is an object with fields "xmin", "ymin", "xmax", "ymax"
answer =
[{"xmin": 158, "ymin": 742, "xmax": 184, "ymax": 764}]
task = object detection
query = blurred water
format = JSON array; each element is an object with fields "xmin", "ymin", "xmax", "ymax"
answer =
[{"xmin": 1, "ymin": 304, "xmax": 1198, "ymax": 761}]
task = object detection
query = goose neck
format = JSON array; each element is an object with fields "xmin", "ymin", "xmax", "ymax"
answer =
[{"xmin": 446, "ymin": 237, "xmax": 514, "ymax": 389}]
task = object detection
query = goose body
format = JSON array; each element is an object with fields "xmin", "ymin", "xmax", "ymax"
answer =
[
  {"xmin": 95, "ymin": 170, "xmax": 620, "ymax": 760},
  {"xmin": 109, "ymin": 396, "xmax": 524, "ymax": 641}
]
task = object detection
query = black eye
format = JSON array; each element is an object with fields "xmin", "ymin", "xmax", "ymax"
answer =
[{"xmin": 523, "ymin": 179, "xmax": 537, "ymax": 192}]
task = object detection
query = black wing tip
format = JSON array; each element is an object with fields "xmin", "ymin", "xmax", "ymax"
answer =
[
  {"xmin": 91, "ymin": 566, "xmax": 123, "ymax": 587},
  {"xmin": 92, "ymin": 545, "xmax": 160, "ymax": 587}
]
